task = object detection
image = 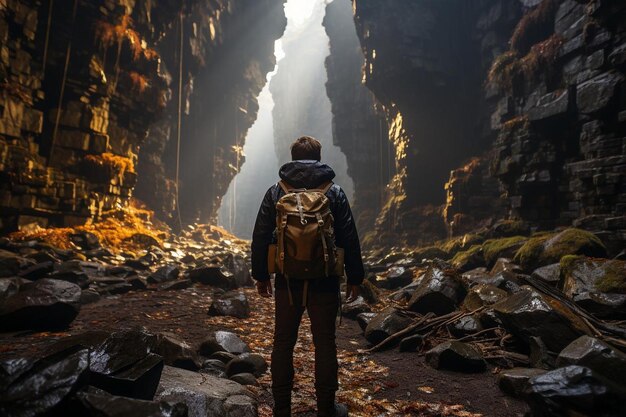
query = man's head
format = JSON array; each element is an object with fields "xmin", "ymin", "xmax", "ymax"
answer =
[{"xmin": 291, "ymin": 136, "xmax": 322, "ymax": 161}]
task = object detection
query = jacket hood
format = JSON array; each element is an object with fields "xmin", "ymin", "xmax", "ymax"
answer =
[{"xmin": 279, "ymin": 160, "xmax": 336, "ymax": 189}]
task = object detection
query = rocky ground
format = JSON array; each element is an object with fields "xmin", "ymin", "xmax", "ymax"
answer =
[{"xmin": 1, "ymin": 214, "xmax": 625, "ymax": 417}]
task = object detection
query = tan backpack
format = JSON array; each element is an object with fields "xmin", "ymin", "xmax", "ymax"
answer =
[{"xmin": 268, "ymin": 180, "xmax": 344, "ymax": 289}]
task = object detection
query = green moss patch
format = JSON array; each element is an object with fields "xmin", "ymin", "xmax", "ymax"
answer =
[
  {"xmin": 595, "ymin": 260, "xmax": 626, "ymax": 294},
  {"xmin": 438, "ymin": 234, "xmax": 485, "ymax": 258},
  {"xmin": 412, "ymin": 246, "xmax": 448, "ymax": 261},
  {"xmin": 452, "ymin": 245, "xmax": 485, "ymax": 271},
  {"xmin": 514, "ymin": 228, "xmax": 607, "ymax": 270},
  {"xmin": 482, "ymin": 236, "xmax": 528, "ymax": 267}
]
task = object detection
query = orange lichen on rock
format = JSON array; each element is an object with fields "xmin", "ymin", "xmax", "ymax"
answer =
[
  {"xmin": 9, "ymin": 200, "xmax": 167, "ymax": 253},
  {"xmin": 510, "ymin": 0, "xmax": 559, "ymax": 54},
  {"xmin": 128, "ymin": 71, "xmax": 149, "ymax": 93},
  {"xmin": 488, "ymin": 35, "xmax": 563, "ymax": 95},
  {"xmin": 94, "ymin": 14, "xmax": 159, "ymax": 62},
  {"xmin": 84, "ymin": 152, "xmax": 135, "ymax": 177}
]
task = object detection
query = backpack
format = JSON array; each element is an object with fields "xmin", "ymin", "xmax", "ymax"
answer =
[{"xmin": 268, "ymin": 180, "xmax": 344, "ymax": 283}]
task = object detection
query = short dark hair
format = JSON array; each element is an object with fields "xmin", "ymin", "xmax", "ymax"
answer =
[{"xmin": 291, "ymin": 136, "xmax": 322, "ymax": 161}]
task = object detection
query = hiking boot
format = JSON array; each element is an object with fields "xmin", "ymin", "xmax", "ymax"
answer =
[{"xmin": 318, "ymin": 402, "xmax": 348, "ymax": 417}]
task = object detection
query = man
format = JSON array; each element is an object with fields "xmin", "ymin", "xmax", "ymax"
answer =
[{"xmin": 251, "ymin": 136, "xmax": 364, "ymax": 417}]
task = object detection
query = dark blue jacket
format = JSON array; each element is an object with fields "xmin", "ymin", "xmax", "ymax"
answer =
[{"xmin": 251, "ymin": 160, "xmax": 365, "ymax": 288}]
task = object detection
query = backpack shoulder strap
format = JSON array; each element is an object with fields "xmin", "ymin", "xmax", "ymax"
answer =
[
  {"xmin": 313, "ymin": 181, "xmax": 333, "ymax": 194},
  {"xmin": 278, "ymin": 180, "xmax": 291, "ymax": 194}
]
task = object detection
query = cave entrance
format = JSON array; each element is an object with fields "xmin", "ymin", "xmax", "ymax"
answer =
[{"xmin": 218, "ymin": 0, "xmax": 354, "ymax": 238}]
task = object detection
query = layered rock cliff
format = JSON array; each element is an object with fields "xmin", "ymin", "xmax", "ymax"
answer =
[
  {"xmin": 0, "ymin": 0, "xmax": 285, "ymax": 232},
  {"xmin": 323, "ymin": 0, "xmax": 390, "ymax": 231},
  {"xmin": 351, "ymin": 0, "xmax": 625, "ymax": 251}
]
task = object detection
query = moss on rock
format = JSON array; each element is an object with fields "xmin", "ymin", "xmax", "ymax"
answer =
[
  {"xmin": 412, "ymin": 246, "xmax": 448, "ymax": 261},
  {"xmin": 438, "ymin": 234, "xmax": 485, "ymax": 258},
  {"xmin": 482, "ymin": 236, "xmax": 528, "ymax": 267},
  {"xmin": 514, "ymin": 228, "xmax": 607, "ymax": 270},
  {"xmin": 452, "ymin": 245, "xmax": 485, "ymax": 271},
  {"xmin": 594, "ymin": 261, "xmax": 626, "ymax": 294}
]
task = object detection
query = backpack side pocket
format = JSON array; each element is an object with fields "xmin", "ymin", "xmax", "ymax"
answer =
[{"xmin": 267, "ymin": 243, "xmax": 277, "ymax": 274}]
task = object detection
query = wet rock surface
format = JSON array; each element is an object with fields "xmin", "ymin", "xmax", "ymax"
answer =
[
  {"xmin": 407, "ymin": 266, "xmax": 466, "ymax": 316},
  {"xmin": 425, "ymin": 341, "xmax": 486, "ymax": 373},
  {"xmin": 364, "ymin": 307, "xmax": 413, "ymax": 345},
  {"xmin": 155, "ymin": 365, "xmax": 256, "ymax": 417},
  {"xmin": 208, "ymin": 292, "xmax": 251, "ymax": 319},
  {"xmin": 0, "ymin": 278, "xmax": 82, "ymax": 331},
  {"xmin": 0, "ymin": 347, "xmax": 90, "ymax": 417},
  {"xmin": 492, "ymin": 286, "xmax": 592, "ymax": 352},
  {"xmin": 559, "ymin": 256, "xmax": 626, "ymax": 318},
  {"xmin": 523, "ymin": 366, "xmax": 626, "ymax": 417}
]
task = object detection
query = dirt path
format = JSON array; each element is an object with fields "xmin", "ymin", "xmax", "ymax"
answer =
[{"xmin": 0, "ymin": 286, "xmax": 528, "ymax": 417}]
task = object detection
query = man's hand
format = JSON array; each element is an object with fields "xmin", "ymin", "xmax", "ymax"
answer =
[
  {"xmin": 345, "ymin": 284, "xmax": 360, "ymax": 303},
  {"xmin": 256, "ymin": 280, "xmax": 273, "ymax": 298}
]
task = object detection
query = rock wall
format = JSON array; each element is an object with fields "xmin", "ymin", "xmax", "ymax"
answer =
[
  {"xmin": 0, "ymin": 0, "xmax": 286, "ymax": 232},
  {"xmin": 351, "ymin": 0, "xmax": 625, "ymax": 250},
  {"xmin": 351, "ymin": 0, "xmax": 522, "ymax": 244},
  {"xmin": 488, "ymin": 0, "xmax": 626, "ymax": 253},
  {"xmin": 323, "ymin": 0, "xmax": 390, "ymax": 231}
]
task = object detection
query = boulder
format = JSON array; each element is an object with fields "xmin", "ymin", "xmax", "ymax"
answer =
[
  {"xmin": 451, "ymin": 245, "xmax": 485, "ymax": 271},
  {"xmin": 559, "ymin": 256, "xmax": 626, "ymax": 318},
  {"xmin": 490, "ymin": 258, "xmax": 523, "ymax": 276},
  {"xmin": 17, "ymin": 261, "xmax": 54, "ymax": 280},
  {"xmin": 229, "ymin": 373, "xmax": 258, "ymax": 386},
  {"xmin": 462, "ymin": 284, "xmax": 508, "ymax": 311},
  {"xmin": 225, "ymin": 353, "xmax": 268, "ymax": 377},
  {"xmin": 208, "ymin": 292, "xmax": 250, "ymax": 319},
  {"xmin": 199, "ymin": 331, "xmax": 250, "ymax": 356},
  {"xmin": 148, "ymin": 265, "xmax": 180, "ymax": 284},
  {"xmin": 364, "ymin": 307, "xmax": 412, "ymax": 345},
  {"xmin": 356, "ymin": 312, "xmax": 376, "ymax": 332},
  {"xmin": 189, "ymin": 266, "xmax": 235, "ymax": 289},
  {"xmin": 0, "ymin": 250, "xmax": 34, "ymax": 278},
  {"xmin": 461, "ymin": 267, "xmax": 491, "ymax": 287},
  {"xmin": 160, "ymin": 279, "xmax": 192, "ymax": 291},
  {"xmin": 127, "ymin": 276, "xmax": 148, "ymax": 290},
  {"xmin": 556, "ymin": 335, "xmax": 626, "ymax": 385},
  {"xmin": 497, "ymin": 368, "xmax": 546, "ymax": 397},
  {"xmin": 0, "ymin": 277, "xmax": 20, "ymax": 299},
  {"xmin": 72, "ymin": 387, "xmax": 188, "ymax": 417},
  {"xmin": 98, "ymin": 282, "xmax": 134, "ymax": 295},
  {"xmin": 155, "ymin": 333, "xmax": 200, "ymax": 371},
  {"xmin": 531, "ymin": 263, "xmax": 561, "ymax": 285},
  {"xmin": 514, "ymin": 228, "xmax": 606, "ymax": 270},
  {"xmin": 425, "ymin": 341, "xmax": 486, "ymax": 373},
  {"xmin": 482, "ymin": 237, "xmax": 527, "ymax": 268},
  {"xmin": 89, "ymin": 328, "xmax": 163, "ymax": 400},
  {"xmin": 222, "ymin": 254, "xmax": 252, "ymax": 288},
  {"xmin": 492, "ymin": 286, "xmax": 592, "ymax": 352},
  {"xmin": 209, "ymin": 352, "xmax": 237, "ymax": 364},
  {"xmin": 155, "ymin": 365, "xmax": 256, "ymax": 417},
  {"xmin": 399, "ymin": 334, "xmax": 424, "ymax": 352},
  {"xmin": 69, "ymin": 231, "xmax": 101, "ymax": 250},
  {"xmin": 523, "ymin": 366, "xmax": 626, "ymax": 417},
  {"xmin": 341, "ymin": 296, "xmax": 371, "ymax": 319},
  {"xmin": 373, "ymin": 266, "xmax": 413, "ymax": 289},
  {"xmin": 407, "ymin": 266, "xmax": 466, "ymax": 315},
  {"xmin": 80, "ymin": 288, "xmax": 101, "ymax": 304},
  {"xmin": 446, "ymin": 315, "xmax": 483, "ymax": 338},
  {"xmin": 529, "ymin": 336, "xmax": 556, "ymax": 369},
  {"xmin": 0, "ymin": 278, "xmax": 82, "ymax": 331},
  {"xmin": 0, "ymin": 348, "xmax": 89, "ymax": 417}
]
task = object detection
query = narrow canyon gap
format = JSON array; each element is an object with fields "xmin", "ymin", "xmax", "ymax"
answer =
[{"xmin": 218, "ymin": 0, "xmax": 355, "ymax": 238}]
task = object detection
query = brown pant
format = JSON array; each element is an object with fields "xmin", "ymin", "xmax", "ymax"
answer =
[{"xmin": 271, "ymin": 285, "xmax": 339, "ymax": 417}]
